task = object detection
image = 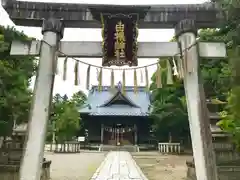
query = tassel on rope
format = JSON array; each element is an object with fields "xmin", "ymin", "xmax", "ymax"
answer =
[
  {"xmin": 53, "ymin": 50, "xmax": 59, "ymax": 75},
  {"xmin": 122, "ymin": 70, "xmax": 126, "ymax": 94},
  {"xmin": 140, "ymin": 69, "xmax": 144, "ymax": 83},
  {"xmin": 177, "ymin": 56, "xmax": 184, "ymax": 79},
  {"xmin": 63, "ymin": 56, "xmax": 68, "ymax": 81},
  {"xmin": 134, "ymin": 69, "xmax": 138, "ymax": 94},
  {"xmin": 100, "ymin": 13, "xmax": 105, "ymax": 40},
  {"xmin": 166, "ymin": 59, "xmax": 173, "ymax": 85},
  {"xmin": 100, "ymin": 13, "xmax": 104, "ymax": 27},
  {"xmin": 145, "ymin": 67, "xmax": 149, "ymax": 91},
  {"xmin": 111, "ymin": 69, "xmax": 115, "ymax": 90},
  {"xmin": 98, "ymin": 68, "xmax": 103, "ymax": 92},
  {"xmin": 156, "ymin": 64, "xmax": 162, "ymax": 88},
  {"xmin": 55, "ymin": 54, "xmax": 59, "ymax": 74},
  {"xmin": 172, "ymin": 57, "xmax": 179, "ymax": 76},
  {"xmin": 74, "ymin": 61, "xmax": 79, "ymax": 86},
  {"xmin": 178, "ymin": 42, "xmax": 184, "ymax": 78},
  {"xmin": 86, "ymin": 65, "xmax": 91, "ymax": 90},
  {"xmin": 54, "ymin": 42, "xmax": 61, "ymax": 75},
  {"xmin": 96, "ymin": 68, "xmax": 99, "ymax": 82}
]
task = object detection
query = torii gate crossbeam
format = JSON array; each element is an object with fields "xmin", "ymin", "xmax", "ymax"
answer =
[
  {"xmin": 2, "ymin": 0, "xmax": 220, "ymax": 28},
  {"xmin": 11, "ymin": 41, "xmax": 227, "ymax": 59}
]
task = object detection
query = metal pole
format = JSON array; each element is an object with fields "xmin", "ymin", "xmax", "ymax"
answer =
[
  {"xmin": 20, "ymin": 18, "xmax": 64, "ymax": 180},
  {"xmin": 175, "ymin": 19, "xmax": 218, "ymax": 180}
]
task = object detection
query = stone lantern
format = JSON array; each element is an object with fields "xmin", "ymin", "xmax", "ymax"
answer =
[{"xmin": 0, "ymin": 123, "xmax": 52, "ymax": 180}]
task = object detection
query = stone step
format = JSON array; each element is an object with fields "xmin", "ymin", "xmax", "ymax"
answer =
[{"xmin": 99, "ymin": 145, "xmax": 139, "ymax": 152}]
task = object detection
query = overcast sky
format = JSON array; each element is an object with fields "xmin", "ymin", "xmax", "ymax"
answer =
[{"xmin": 0, "ymin": 0, "xmax": 207, "ymax": 96}]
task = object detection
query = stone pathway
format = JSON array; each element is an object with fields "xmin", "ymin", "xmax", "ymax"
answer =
[{"xmin": 91, "ymin": 151, "xmax": 148, "ymax": 180}]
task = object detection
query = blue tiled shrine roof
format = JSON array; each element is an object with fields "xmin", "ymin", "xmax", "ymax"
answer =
[{"xmin": 79, "ymin": 85, "xmax": 151, "ymax": 116}]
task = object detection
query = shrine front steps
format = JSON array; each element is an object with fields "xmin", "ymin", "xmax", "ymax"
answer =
[{"xmin": 99, "ymin": 145, "xmax": 139, "ymax": 152}]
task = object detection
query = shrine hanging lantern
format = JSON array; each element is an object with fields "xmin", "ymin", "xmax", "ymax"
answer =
[{"xmin": 101, "ymin": 13, "xmax": 139, "ymax": 66}]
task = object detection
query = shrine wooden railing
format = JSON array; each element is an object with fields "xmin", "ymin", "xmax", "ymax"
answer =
[
  {"xmin": 45, "ymin": 142, "xmax": 80, "ymax": 153},
  {"xmin": 158, "ymin": 142, "xmax": 181, "ymax": 154}
]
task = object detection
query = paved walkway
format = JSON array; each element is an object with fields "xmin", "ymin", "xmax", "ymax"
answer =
[{"xmin": 91, "ymin": 151, "xmax": 148, "ymax": 180}]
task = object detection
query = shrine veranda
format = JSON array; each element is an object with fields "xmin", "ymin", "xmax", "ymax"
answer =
[{"xmin": 2, "ymin": 1, "xmax": 228, "ymax": 180}]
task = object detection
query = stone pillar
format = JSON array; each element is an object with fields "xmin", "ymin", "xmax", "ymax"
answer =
[
  {"xmin": 20, "ymin": 18, "xmax": 64, "ymax": 180},
  {"xmin": 134, "ymin": 124, "xmax": 137, "ymax": 145},
  {"xmin": 52, "ymin": 120, "xmax": 56, "ymax": 144},
  {"xmin": 175, "ymin": 19, "xmax": 218, "ymax": 180},
  {"xmin": 101, "ymin": 124, "xmax": 104, "ymax": 144}
]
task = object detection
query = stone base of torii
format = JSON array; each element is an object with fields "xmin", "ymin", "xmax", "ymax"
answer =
[{"xmin": 1, "ymin": 1, "xmax": 227, "ymax": 180}]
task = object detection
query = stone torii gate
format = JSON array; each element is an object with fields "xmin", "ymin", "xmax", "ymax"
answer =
[{"xmin": 2, "ymin": 1, "xmax": 226, "ymax": 180}]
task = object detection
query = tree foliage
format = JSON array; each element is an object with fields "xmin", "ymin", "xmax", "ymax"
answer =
[
  {"xmin": 0, "ymin": 26, "xmax": 36, "ymax": 136},
  {"xmin": 212, "ymin": 0, "xmax": 240, "ymax": 149},
  {"xmin": 0, "ymin": 25, "xmax": 86, "ymax": 142},
  {"xmin": 150, "ymin": 59, "xmax": 189, "ymax": 142},
  {"xmin": 48, "ymin": 91, "xmax": 86, "ymax": 142},
  {"xmin": 150, "ymin": 0, "xmax": 240, "ymax": 148}
]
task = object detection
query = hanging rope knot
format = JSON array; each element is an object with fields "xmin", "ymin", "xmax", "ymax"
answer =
[{"xmin": 40, "ymin": 39, "xmax": 200, "ymax": 89}]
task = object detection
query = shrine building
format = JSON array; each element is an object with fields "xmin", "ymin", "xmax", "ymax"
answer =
[{"xmin": 79, "ymin": 83, "xmax": 151, "ymax": 146}]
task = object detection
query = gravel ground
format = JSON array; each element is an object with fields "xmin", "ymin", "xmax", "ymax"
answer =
[
  {"xmin": 132, "ymin": 152, "xmax": 192, "ymax": 180},
  {"xmin": 44, "ymin": 152, "xmax": 105, "ymax": 180},
  {"xmin": 43, "ymin": 151, "xmax": 191, "ymax": 180}
]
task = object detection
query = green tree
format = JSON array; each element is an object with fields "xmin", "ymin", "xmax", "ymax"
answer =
[
  {"xmin": 207, "ymin": 0, "xmax": 240, "ymax": 149},
  {"xmin": 150, "ymin": 59, "xmax": 189, "ymax": 142},
  {"xmin": 150, "ymin": 27, "xmax": 233, "ymax": 144},
  {"xmin": 217, "ymin": 87, "xmax": 240, "ymax": 149},
  {"xmin": 71, "ymin": 90, "xmax": 87, "ymax": 106},
  {"xmin": 0, "ymin": 26, "xmax": 36, "ymax": 136},
  {"xmin": 48, "ymin": 91, "xmax": 86, "ymax": 142},
  {"xmin": 54, "ymin": 98, "xmax": 80, "ymax": 142}
]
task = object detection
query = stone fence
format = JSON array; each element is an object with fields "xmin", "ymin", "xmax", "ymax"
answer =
[
  {"xmin": 158, "ymin": 142, "xmax": 181, "ymax": 154},
  {"xmin": 186, "ymin": 161, "xmax": 240, "ymax": 180},
  {"xmin": 0, "ymin": 161, "xmax": 51, "ymax": 180},
  {"xmin": 45, "ymin": 142, "xmax": 80, "ymax": 153}
]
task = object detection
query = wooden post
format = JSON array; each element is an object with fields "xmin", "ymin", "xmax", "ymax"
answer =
[
  {"xmin": 175, "ymin": 19, "xmax": 218, "ymax": 180},
  {"xmin": 19, "ymin": 18, "xmax": 64, "ymax": 180},
  {"xmin": 168, "ymin": 132, "xmax": 172, "ymax": 143},
  {"xmin": 134, "ymin": 124, "xmax": 138, "ymax": 145},
  {"xmin": 101, "ymin": 124, "xmax": 104, "ymax": 144}
]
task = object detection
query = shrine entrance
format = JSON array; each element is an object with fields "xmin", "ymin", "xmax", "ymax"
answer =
[
  {"xmin": 2, "ymin": 1, "xmax": 228, "ymax": 180},
  {"xmin": 103, "ymin": 124, "xmax": 134, "ymax": 145}
]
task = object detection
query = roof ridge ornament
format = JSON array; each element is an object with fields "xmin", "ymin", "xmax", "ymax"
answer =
[{"xmin": 117, "ymin": 81, "xmax": 122, "ymax": 91}]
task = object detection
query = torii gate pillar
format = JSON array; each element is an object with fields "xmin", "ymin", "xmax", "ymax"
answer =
[
  {"xmin": 175, "ymin": 19, "xmax": 218, "ymax": 180},
  {"xmin": 20, "ymin": 18, "xmax": 64, "ymax": 180}
]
